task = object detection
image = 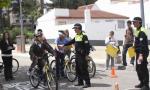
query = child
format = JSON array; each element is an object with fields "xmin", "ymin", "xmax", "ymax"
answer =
[{"xmin": 105, "ymin": 31, "xmax": 118, "ymax": 70}]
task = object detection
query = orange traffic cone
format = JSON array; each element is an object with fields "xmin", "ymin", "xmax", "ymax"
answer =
[{"xmin": 111, "ymin": 67, "xmax": 117, "ymax": 78}]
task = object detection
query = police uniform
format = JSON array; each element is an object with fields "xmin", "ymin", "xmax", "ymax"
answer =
[
  {"xmin": 134, "ymin": 26, "xmax": 149, "ymax": 89},
  {"xmin": 64, "ymin": 23, "xmax": 91, "ymax": 88}
]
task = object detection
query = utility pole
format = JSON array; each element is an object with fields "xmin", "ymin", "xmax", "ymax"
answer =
[
  {"xmin": 140, "ymin": 0, "xmax": 145, "ymax": 27},
  {"xmin": 40, "ymin": 0, "xmax": 44, "ymax": 14},
  {"xmin": 19, "ymin": 0, "xmax": 25, "ymax": 52}
]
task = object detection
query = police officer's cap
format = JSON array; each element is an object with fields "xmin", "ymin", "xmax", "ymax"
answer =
[
  {"xmin": 72, "ymin": 23, "xmax": 82, "ymax": 30},
  {"xmin": 133, "ymin": 17, "xmax": 142, "ymax": 22}
]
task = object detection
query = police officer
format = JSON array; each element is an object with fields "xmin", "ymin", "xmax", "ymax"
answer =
[
  {"xmin": 64, "ymin": 23, "xmax": 91, "ymax": 88},
  {"xmin": 133, "ymin": 17, "xmax": 149, "ymax": 90}
]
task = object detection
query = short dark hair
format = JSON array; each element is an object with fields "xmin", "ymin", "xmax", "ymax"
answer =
[
  {"xmin": 127, "ymin": 20, "xmax": 132, "ymax": 24},
  {"xmin": 109, "ymin": 31, "xmax": 114, "ymax": 35},
  {"xmin": 37, "ymin": 29, "xmax": 42, "ymax": 32}
]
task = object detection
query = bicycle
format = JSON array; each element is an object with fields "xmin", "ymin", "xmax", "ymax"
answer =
[
  {"xmin": 67, "ymin": 46, "xmax": 96, "ymax": 82},
  {"xmin": 70, "ymin": 55, "xmax": 96, "ymax": 80},
  {"xmin": 29, "ymin": 53, "xmax": 58, "ymax": 90},
  {"xmin": 0, "ymin": 58, "xmax": 19, "ymax": 74},
  {"xmin": 50, "ymin": 54, "xmax": 77, "ymax": 82},
  {"xmin": 50, "ymin": 46, "xmax": 96, "ymax": 82}
]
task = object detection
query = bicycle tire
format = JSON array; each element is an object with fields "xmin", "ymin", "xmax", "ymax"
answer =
[
  {"xmin": 87, "ymin": 57, "xmax": 96, "ymax": 78},
  {"xmin": 50, "ymin": 60, "xmax": 56, "ymax": 75},
  {"xmin": 49, "ymin": 60, "xmax": 58, "ymax": 90},
  {"xmin": 46, "ymin": 69, "xmax": 57, "ymax": 90},
  {"xmin": 70, "ymin": 55, "xmax": 96, "ymax": 78},
  {"xmin": 12, "ymin": 58, "xmax": 19, "ymax": 73},
  {"xmin": 29, "ymin": 67, "xmax": 40, "ymax": 88},
  {"xmin": 67, "ymin": 57, "xmax": 77, "ymax": 82}
]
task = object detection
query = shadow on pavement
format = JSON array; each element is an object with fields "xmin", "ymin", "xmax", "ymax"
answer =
[{"xmin": 91, "ymin": 83, "xmax": 111, "ymax": 87}]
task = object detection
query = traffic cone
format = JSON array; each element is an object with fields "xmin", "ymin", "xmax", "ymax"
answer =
[
  {"xmin": 114, "ymin": 82, "xmax": 119, "ymax": 90},
  {"xmin": 111, "ymin": 67, "xmax": 117, "ymax": 78}
]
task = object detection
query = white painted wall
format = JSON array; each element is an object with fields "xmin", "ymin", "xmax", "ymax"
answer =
[
  {"xmin": 85, "ymin": 21, "xmax": 125, "ymax": 41},
  {"xmin": 91, "ymin": 4, "xmax": 100, "ymax": 10},
  {"xmin": 36, "ymin": 8, "xmax": 127, "ymax": 40},
  {"xmin": 36, "ymin": 9, "xmax": 58, "ymax": 39},
  {"xmin": 54, "ymin": 8, "xmax": 69, "ymax": 17}
]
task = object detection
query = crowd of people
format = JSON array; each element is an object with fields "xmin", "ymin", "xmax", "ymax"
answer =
[
  {"xmin": 104, "ymin": 17, "xmax": 149, "ymax": 90},
  {"xmin": 0, "ymin": 16, "xmax": 149, "ymax": 90}
]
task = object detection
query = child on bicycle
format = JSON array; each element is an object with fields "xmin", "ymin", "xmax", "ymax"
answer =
[{"xmin": 28, "ymin": 34, "xmax": 54, "ymax": 75}]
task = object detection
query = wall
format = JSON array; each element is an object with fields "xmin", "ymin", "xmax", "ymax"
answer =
[
  {"xmin": 85, "ymin": 20, "xmax": 125, "ymax": 40},
  {"xmin": 36, "ymin": 9, "xmax": 58, "ymax": 39}
]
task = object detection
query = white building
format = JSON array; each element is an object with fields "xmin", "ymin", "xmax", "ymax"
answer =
[
  {"xmin": 36, "ymin": 4, "xmax": 129, "ymax": 45},
  {"xmin": 96, "ymin": 0, "xmax": 150, "ymax": 29}
]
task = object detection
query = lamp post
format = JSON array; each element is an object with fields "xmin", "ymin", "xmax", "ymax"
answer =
[{"xmin": 140, "ymin": 0, "xmax": 145, "ymax": 27}]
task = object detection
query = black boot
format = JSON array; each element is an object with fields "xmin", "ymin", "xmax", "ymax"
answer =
[
  {"xmin": 83, "ymin": 84, "xmax": 91, "ymax": 88},
  {"xmin": 135, "ymin": 83, "xmax": 143, "ymax": 88},
  {"xmin": 141, "ymin": 85, "xmax": 149, "ymax": 90}
]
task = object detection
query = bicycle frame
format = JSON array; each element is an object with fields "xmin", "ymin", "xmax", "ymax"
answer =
[{"xmin": 44, "ymin": 59, "xmax": 55, "ymax": 81}]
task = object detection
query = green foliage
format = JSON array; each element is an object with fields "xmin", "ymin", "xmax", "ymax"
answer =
[
  {"xmin": 7, "ymin": 27, "xmax": 34, "ymax": 43},
  {"xmin": 0, "ymin": 0, "xmax": 11, "ymax": 8},
  {"xmin": 51, "ymin": 0, "xmax": 97, "ymax": 9},
  {"xmin": 10, "ymin": 27, "xmax": 21, "ymax": 43},
  {"xmin": 23, "ymin": 27, "xmax": 34, "ymax": 39}
]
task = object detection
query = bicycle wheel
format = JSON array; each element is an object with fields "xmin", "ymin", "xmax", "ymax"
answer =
[
  {"xmin": 12, "ymin": 58, "xmax": 19, "ymax": 73},
  {"xmin": 29, "ymin": 67, "xmax": 40, "ymax": 88},
  {"xmin": 87, "ymin": 56, "xmax": 96, "ymax": 78},
  {"xmin": 66, "ymin": 57, "xmax": 77, "ymax": 82},
  {"xmin": 50, "ymin": 60, "xmax": 56, "ymax": 75},
  {"xmin": 46, "ymin": 69, "xmax": 57, "ymax": 90}
]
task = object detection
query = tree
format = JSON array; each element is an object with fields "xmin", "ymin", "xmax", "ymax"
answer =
[
  {"xmin": 51, "ymin": 0, "xmax": 97, "ymax": 9},
  {"xmin": 0, "ymin": 0, "xmax": 11, "ymax": 31},
  {"xmin": 0, "ymin": 0, "xmax": 11, "ymax": 8}
]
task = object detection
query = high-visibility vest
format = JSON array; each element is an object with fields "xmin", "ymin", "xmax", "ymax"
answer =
[
  {"xmin": 134, "ymin": 27, "xmax": 148, "ymax": 37},
  {"xmin": 75, "ymin": 33, "xmax": 85, "ymax": 41}
]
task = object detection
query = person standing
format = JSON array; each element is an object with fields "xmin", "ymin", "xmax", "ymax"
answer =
[
  {"xmin": 133, "ymin": 17, "xmax": 149, "ymax": 90},
  {"xmin": 64, "ymin": 29, "xmax": 72, "ymax": 58},
  {"xmin": 0, "ymin": 31, "xmax": 15, "ymax": 81},
  {"xmin": 64, "ymin": 23, "xmax": 91, "ymax": 88},
  {"xmin": 64, "ymin": 29, "xmax": 71, "ymax": 41},
  {"xmin": 55, "ymin": 31, "xmax": 69, "ymax": 78},
  {"xmin": 122, "ymin": 20, "xmax": 135, "ymax": 66},
  {"xmin": 105, "ymin": 31, "xmax": 118, "ymax": 70}
]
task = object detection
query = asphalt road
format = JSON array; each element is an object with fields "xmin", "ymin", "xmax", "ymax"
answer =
[{"xmin": 0, "ymin": 45, "xmax": 150, "ymax": 90}]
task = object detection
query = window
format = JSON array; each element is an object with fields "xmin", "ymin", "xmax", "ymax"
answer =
[
  {"xmin": 57, "ymin": 21, "xmax": 66, "ymax": 25},
  {"xmin": 117, "ymin": 20, "xmax": 125, "ymax": 29},
  {"xmin": 105, "ymin": 20, "xmax": 114, "ymax": 22}
]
